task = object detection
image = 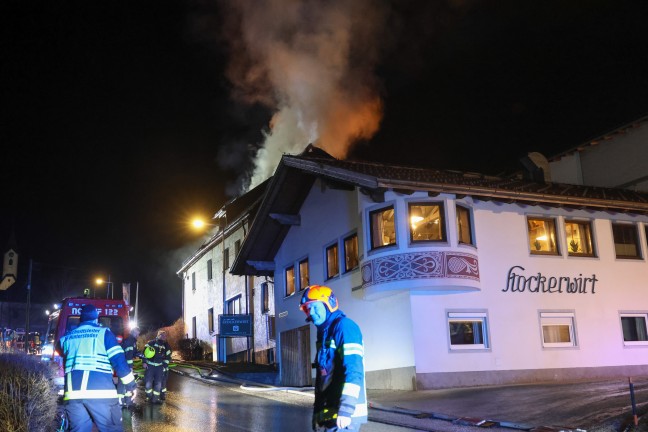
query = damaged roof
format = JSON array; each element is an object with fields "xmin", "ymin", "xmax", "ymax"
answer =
[{"xmin": 231, "ymin": 145, "xmax": 648, "ymax": 276}]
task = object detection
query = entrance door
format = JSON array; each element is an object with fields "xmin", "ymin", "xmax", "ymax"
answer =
[{"xmin": 280, "ymin": 325, "xmax": 312, "ymax": 386}]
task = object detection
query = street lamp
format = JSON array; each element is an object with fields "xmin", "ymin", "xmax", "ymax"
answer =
[{"xmin": 95, "ymin": 277, "xmax": 114, "ymax": 299}]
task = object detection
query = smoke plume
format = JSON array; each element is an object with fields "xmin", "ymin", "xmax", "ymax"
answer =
[{"xmin": 222, "ymin": 0, "xmax": 387, "ymax": 190}]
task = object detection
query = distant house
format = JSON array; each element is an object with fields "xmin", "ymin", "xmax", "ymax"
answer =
[
  {"xmin": 549, "ymin": 115, "xmax": 648, "ymax": 190},
  {"xmin": 232, "ymin": 145, "xmax": 648, "ymax": 390},
  {"xmin": 177, "ymin": 181, "xmax": 276, "ymax": 364}
]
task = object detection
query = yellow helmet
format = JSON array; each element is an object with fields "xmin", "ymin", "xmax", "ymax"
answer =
[
  {"xmin": 144, "ymin": 345, "xmax": 156, "ymax": 359},
  {"xmin": 299, "ymin": 285, "xmax": 339, "ymax": 314}
]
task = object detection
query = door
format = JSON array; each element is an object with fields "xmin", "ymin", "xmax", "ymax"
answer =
[{"xmin": 280, "ymin": 325, "xmax": 312, "ymax": 386}]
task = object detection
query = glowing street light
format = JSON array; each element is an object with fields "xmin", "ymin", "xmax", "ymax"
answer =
[{"xmin": 95, "ymin": 277, "xmax": 114, "ymax": 299}]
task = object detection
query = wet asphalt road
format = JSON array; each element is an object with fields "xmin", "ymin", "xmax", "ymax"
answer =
[{"xmin": 124, "ymin": 372, "xmax": 415, "ymax": 432}]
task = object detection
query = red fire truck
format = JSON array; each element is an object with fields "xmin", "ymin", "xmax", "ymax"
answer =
[{"xmin": 41, "ymin": 297, "xmax": 131, "ymax": 386}]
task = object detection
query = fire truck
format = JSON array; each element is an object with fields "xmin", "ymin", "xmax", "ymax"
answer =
[{"xmin": 41, "ymin": 297, "xmax": 131, "ymax": 386}]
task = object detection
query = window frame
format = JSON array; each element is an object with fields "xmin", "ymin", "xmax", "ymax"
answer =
[
  {"xmin": 446, "ymin": 311, "xmax": 490, "ymax": 351},
  {"xmin": 369, "ymin": 205, "xmax": 397, "ymax": 251},
  {"xmin": 226, "ymin": 294, "xmax": 242, "ymax": 315},
  {"xmin": 208, "ymin": 307, "xmax": 214, "ymax": 333},
  {"xmin": 612, "ymin": 222, "xmax": 642, "ymax": 259},
  {"xmin": 261, "ymin": 282, "xmax": 271, "ymax": 313},
  {"xmin": 620, "ymin": 312, "xmax": 648, "ymax": 346},
  {"xmin": 298, "ymin": 258, "xmax": 309, "ymax": 291},
  {"xmin": 343, "ymin": 232, "xmax": 360, "ymax": 273},
  {"xmin": 408, "ymin": 201, "xmax": 447, "ymax": 243},
  {"xmin": 207, "ymin": 259, "xmax": 213, "ymax": 281},
  {"xmin": 285, "ymin": 265, "xmax": 296, "ymax": 297},
  {"xmin": 527, "ymin": 216, "xmax": 560, "ymax": 256},
  {"xmin": 539, "ymin": 311, "xmax": 577, "ymax": 348},
  {"xmin": 456, "ymin": 204, "xmax": 474, "ymax": 246},
  {"xmin": 325, "ymin": 242, "xmax": 340, "ymax": 280},
  {"xmin": 192, "ymin": 316, "xmax": 197, "ymax": 339},
  {"xmin": 564, "ymin": 219, "xmax": 596, "ymax": 257}
]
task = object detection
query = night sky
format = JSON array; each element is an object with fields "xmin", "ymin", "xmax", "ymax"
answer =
[{"xmin": 2, "ymin": 1, "xmax": 648, "ymax": 329}]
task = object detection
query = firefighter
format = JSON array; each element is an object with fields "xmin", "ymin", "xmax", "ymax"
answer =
[
  {"xmin": 143, "ymin": 330, "xmax": 171, "ymax": 403},
  {"xmin": 117, "ymin": 326, "xmax": 140, "ymax": 408},
  {"xmin": 58, "ymin": 304, "xmax": 136, "ymax": 432},
  {"xmin": 300, "ymin": 285, "xmax": 367, "ymax": 431}
]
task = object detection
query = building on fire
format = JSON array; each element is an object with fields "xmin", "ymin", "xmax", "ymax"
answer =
[
  {"xmin": 179, "ymin": 116, "xmax": 648, "ymax": 389},
  {"xmin": 228, "ymin": 136, "xmax": 648, "ymax": 390}
]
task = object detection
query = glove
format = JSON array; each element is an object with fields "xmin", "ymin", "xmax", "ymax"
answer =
[{"xmin": 126, "ymin": 380, "xmax": 137, "ymax": 393}]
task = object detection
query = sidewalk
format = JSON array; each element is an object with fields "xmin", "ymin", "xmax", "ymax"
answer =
[{"xmin": 172, "ymin": 362, "xmax": 648, "ymax": 432}]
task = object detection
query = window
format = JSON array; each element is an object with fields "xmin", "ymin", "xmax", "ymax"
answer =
[
  {"xmin": 208, "ymin": 307, "xmax": 214, "ymax": 333},
  {"xmin": 456, "ymin": 205, "xmax": 474, "ymax": 245},
  {"xmin": 344, "ymin": 233, "xmax": 359, "ymax": 272},
  {"xmin": 612, "ymin": 223, "xmax": 641, "ymax": 259},
  {"xmin": 192, "ymin": 316, "xmax": 197, "ymax": 338},
  {"xmin": 409, "ymin": 202, "xmax": 446, "ymax": 242},
  {"xmin": 285, "ymin": 266, "xmax": 295, "ymax": 297},
  {"xmin": 527, "ymin": 217, "xmax": 559, "ymax": 255},
  {"xmin": 540, "ymin": 312, "xmax": 576, "ymax": 348},
  {"xmin": 223, "ymin": 247, "xmax": 230, "ymax": 270},
  {"xmin": 299, "ymin": 258, "xmax": 309, "ymax": 290},
  {"xmin": 369, "ymin": 206, "xmax": 396, "ymax": 249},
  {"xmin": 447, "ymin": 312, "xmax": 489, "ymax": 350},
  {"xmin": 235, "ymin": 240, "xmax": 241, "ymax": 256},
  {"xmin": 564, "ymin": 220, "xmax": 595, "ymax": 257},
  {"xmin": 207, "ymin": 259, "xmax": 213, "ymax": 280},
  {"xmin": 261, "ymin": 282, "xmax": 271, "ymax": 313},
  {"xmin": 227, "ymin": 295, "xmax": 241, "ymax": 314},
  {"xmin": 326, "ymin": 243, "xmax": 339, "ymax": 280},
  {"xmin": 620, "ymin": 313, "xmax": 648, "ymax": 346},
  {"xmin": 191, "ymin": 272, "xmax": 196, "ymax": 292},
  {"xmin": 268, "ymin": 315, "xmax": 276, "ymax": 341}
]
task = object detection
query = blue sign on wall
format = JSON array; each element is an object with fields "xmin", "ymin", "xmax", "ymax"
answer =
[{"xmin": 219, "ymin": 314, "xmax": 252, "ymax": 337}]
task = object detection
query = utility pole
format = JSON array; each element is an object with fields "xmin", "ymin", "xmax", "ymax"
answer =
[{"xmin": 24, "ymin": 258, "xmax": 32, "ymax": 353}]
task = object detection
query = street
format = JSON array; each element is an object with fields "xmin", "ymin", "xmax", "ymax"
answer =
[{"xmin": 124, "ymin": 371, "xmax": 415, "ymax": 432}]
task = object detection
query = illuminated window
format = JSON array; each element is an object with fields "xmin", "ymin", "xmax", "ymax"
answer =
[
  {"xmin": 456, "ymin": 205, "xmax": 474, "ymax": 245},
  {"xmin": 612, "ymin": 223, "xmax": 641, "ymax": 259},
  {"xmin": 527, "ymin": 217, "xmax": 559, "ymax": 255},
  {"xmin": 344, "ymin": 233, "xmax": 359, "ymax": 272},
  {"xmin": 564, "ymin": 220, "xmax": 595, "ymax": 257},
  {"xmin": 326, "ymin": 243, "xmax": 339, "ymax": 280},
  {"xmin": 285, "ymin": 266, "xmax": 295, "ymax": 297},
  {"xmin": 540, "ymin": 312, "xmax": 576, "ymax": 348},
  {"xmin": 299, "ymin": 258, "xmax": 309, "ymax": 290},
  {"xmin": 620, "ymin": 313, "xmax": 648, "ymax": 346},
  {"xmin": 409, "ymin": 202, "xmax": 446, "ymax": 242},
  {"xmin": 369, "ymin": 206, "xmax": 396, "ymax": 249},
  {"xmin": 447, "ymin": 311, "xmax": 489, "ymax": 350}
]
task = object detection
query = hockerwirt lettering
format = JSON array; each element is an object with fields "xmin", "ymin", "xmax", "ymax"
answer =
[{"xmin": 503, "ymin": 265, "xmax": 597, "ymax": 294}]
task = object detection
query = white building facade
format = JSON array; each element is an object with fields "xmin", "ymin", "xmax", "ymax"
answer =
[
  {"xmin": 178, "ymin": 184, "xmax": 276, "ymax": 364},
  {"xmin": 232, "ymin": 146, "xmax": 648, "ymax": 390}
]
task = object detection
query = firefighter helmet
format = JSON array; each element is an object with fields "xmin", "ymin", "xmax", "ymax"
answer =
[
  {"xmin": 144, "ymin": 345, "xmax": 156, "ymax": 359},
  {"xmin": 299, "ymin": 285, "xmax": 338, "ymax": 314}
]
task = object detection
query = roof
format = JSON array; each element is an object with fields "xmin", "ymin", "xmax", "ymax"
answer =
[
  {"xmin": 176, "ymin": 179, "xmax": 269, "ymax": 275},
  {"xmin": 231, "ymin": 145, "xmax": 648, "ymax": 276},
  {"xmin": 549, "ymin": 114, "xmax": 648, "ymax": 161}
]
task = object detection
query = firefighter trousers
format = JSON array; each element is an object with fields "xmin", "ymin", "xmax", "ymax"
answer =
[
  {"xmin": 161, "ymin": 367, "xmax": 169, "ymax": 399},
  {"xmin": 116, "ymin": 368, "xmax": 135, "ymax": 406},
  {"xmin": 144, "ymin": 364, "xmax": 164, "ymax": 402},
  {"xmin": 65, "ymin": 398, "xmax": 123, "ymax": 432}
]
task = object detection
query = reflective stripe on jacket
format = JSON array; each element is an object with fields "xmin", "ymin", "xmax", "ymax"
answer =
[
  {"xmin": 314, "ymin": 310, "xmax": 367, "ymax": 424},
  {"xmin": 59, "ymin": 322, "xmax": 135, "ymax": 400}
]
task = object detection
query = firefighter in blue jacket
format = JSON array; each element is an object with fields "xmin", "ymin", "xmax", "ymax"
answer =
[
  {"xmin": 143, "ymin": 330, "xmax": 171, "ymax": 403},
  {"xmin": 58, "ymin": 304, "xmax": 136, "ymax": 432},
  {"xmin": 117, "ymin": 326, "xmax": 140, "ymax": 408},
  {"xmin": 300, "ymin": 285, "xmax": 368, "ymax": 431}
]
